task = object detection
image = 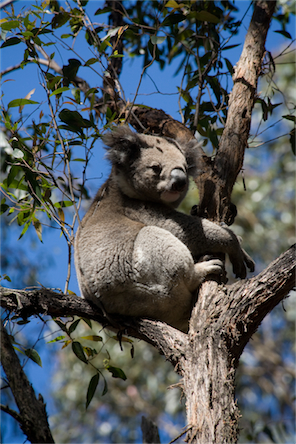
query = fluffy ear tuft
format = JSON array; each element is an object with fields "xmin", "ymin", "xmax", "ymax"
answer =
[
  {"xmin": 181, "ymin": 139, "xmax": 204, "ymax": 177},
  {"xmin": 103, "ymin": 126, "xmax": 145, "ymax": 165}
]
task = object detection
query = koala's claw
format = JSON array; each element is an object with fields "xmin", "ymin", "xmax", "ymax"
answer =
[
  {"xmin": 205, "ymin": 258, "xmax": 224, "ymax": 275},
  {"xmin": 231, "ymin": 249, "xmax": 255, "ymax": 279},
  {"xmin": 243, "ymin": 249, "xmax": 255, "ymax": 273}
]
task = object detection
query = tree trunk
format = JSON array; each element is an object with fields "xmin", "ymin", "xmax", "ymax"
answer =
[
  {"xmin": 182, "ymin": 314, "xmax": 239, "ymax": 442},
  {"xmin": 193, "ymin": 0, "xmax": 277, "ymax": 225},
  {"xmin": 179, "ymin": 242, "xmax": 295, "ymax": 444}
]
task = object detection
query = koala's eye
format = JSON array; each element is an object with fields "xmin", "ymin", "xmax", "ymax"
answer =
[{"xmin": 149, "ymin": 164, "xmax": 162, "ymax": 175}]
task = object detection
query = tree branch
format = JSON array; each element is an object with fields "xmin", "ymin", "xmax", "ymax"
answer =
[
  {"xmin": 0, "ymin": 321, "xmax": 54, "ymax": 443},
  {"xmin": 1, "ymin": 245, "xmax": 294, "ymax": 368},
  {"xmin": 229, "ymin": 243, "xmax": 296, "ymax": 359},
  {"xmin": 189, "ymin": 244, "xmax": 295, "ymax": 362},
  {"xmin": 0, "ymin": 286, "xmax": 186, "ymax": 365},
  {"xmin": 0, "ymin": 404, "xmax": 22, "ymax": 423},
  {"xmin": 194, "ymin": 0, "xmax": 277, "ymax": 224}
]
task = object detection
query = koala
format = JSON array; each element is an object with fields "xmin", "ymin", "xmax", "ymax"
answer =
[{"xmin": 74, "ymin": 126, "xmax": 255, "ymax": 332}]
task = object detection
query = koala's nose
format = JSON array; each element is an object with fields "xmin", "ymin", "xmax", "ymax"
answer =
[{"xmin": 170, "ymin": 168, "xmax": 187, "ymax": 192}]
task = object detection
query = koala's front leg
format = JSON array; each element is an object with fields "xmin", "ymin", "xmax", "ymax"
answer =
[
  {"xmin": 195, "ymin": 218, "xmax": 255, "ymax": 279},
  {"xmin": 133, "ymin": 226, "xmax": 225, "ymax": 292}
]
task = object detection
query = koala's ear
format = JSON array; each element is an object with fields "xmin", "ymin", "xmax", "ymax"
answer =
[
  {"xmin": 103, "ymin": 126, "xmax": 145, "ymax": 165},
  {"xmin": 183, "ymin": 139, "xmax": 204, "ymax": 177}
]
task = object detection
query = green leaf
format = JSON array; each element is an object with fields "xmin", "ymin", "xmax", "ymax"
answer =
[
  {"xmin": 1, "ymin": 273, "xmax": 12, "ymax": 282},
  {"xmin": 8, "ymin": 98, "xmax": 39, "ymax": 108},
  {"xmin": 32, "ymin": 217, "xmax": 43, "ymax": 242},
  {"xmin": 47, "ymin": 335, "xmax": 65, "ymax": 343},
  {"xmin": 165, "ymin": 0, "xmax": 183, "ymax": 9},
  {"xmin": 51, "ymin": 11, "xmax": 70, "ymax": 29},
  {"xmin": 1, "ymin": 37, "xmax": 21, "ymax": 48},
  {"xmin": 0, "ymin": 202, "xmax": 9, "ymax": 215},
  {"xmin": 82, "ymin": 318, "xmax": 92, "ymax": 329},
  {"xmin": 68, "ymin": 318, "xmax": 81, "ymax": 334},
  {"xmin": 224, "ymin": 58, "xmax": 234, "ymax": 75},
  {"xmin": 84, "ymin": 87, "xmax": 98, "ymax": 100},
  {"xmin": 106, "ymin": 365, "xmax": 127, "ymax": 380},
  {"xmin": 1, "ymin": 20, "xmax": 20, "ymax": 31},
  {"xmin": 12, "ymin": 148, "xmax": 24, "ymax": 159},
  {"xmin": 274, "ymin": 30, "xmax": 292, "ymax": 39},
  {"xmin": 54, "ymin": 200, "xmax": 74, "ymax": 208},
  {"xmin": 7, "ymin": 166, "xmax": 22, "ymax": 187},
  {"xmin": 72, "ymin": 341, "xmax": 88, "ymax": 364},
  {"xmin": 18, "ymin": 222, "xmax": 30, "ymax": 240},
  {"xmin": 102, "ymin": 376, "xmax": 108, "ymax": 396},
  {"xmin": 86, "ymin": 373, "xmax": 100, "ymax": 409},
  {"xmin": 81, "ymin": 335, "xmax": 103, "ymax": 342},
  {"xmin": 222, "ymin": 44, "xmax": 240, "ymax": 51},
  {"xmin": 59, "ymin": 109, "xmax": 92, "ymax": 130},
  {"xmin": 54, "ymin": 319, "xmax": 68, "ymax": 332},
  {"xmin": 85, "ymin": 58, "xmax": 98, "ymax": 67},
  {"xmin": 109, "ymin": 51, "xmax": 124, "ymax": 58},
  {"xmin": 22, "ymin": 31, "xmax": 34, "ymax": 39},
  {"xmin": 16, "ymin": 319, "xmax": 30, "ymax": 325},
  {"xmin": 194, "ymin": 11, "xmax": 220, "ymax": 24},
  {"xmin": 94, "ymin": 6, "xmax": 112, "ymax": 15},
  {"xmin": 162, "ymin": 13, "xmax": 185, "ymax": 26},
  {"xmin": 49, "ymin": 87, "xmax": 70, "ymax": 97},
  {"xmin": 150, "ymin": 35, "xmax": 166, "ymax": 45},
  {"xmin": 25, "ymin": 348, "xmax": 42, "ymax": 367}
]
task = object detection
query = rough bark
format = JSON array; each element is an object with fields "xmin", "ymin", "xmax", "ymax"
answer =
[
  {"xmin": 0, "ymin": 321, "xmax": 54, "ymax": 443},
  {"xmin": 180, "ymin": 244, "xmax": 295, "ymax": 443}
]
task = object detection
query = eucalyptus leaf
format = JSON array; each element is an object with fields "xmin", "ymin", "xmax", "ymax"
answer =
[
  {"xmin": 86, "ymin": 373, "xmax": 100, "ymax": 409},
  {"xmin": 25, "ymin": 348, "xmax": 42, "ymax": 367},
  {"xmin": 72, "ymin": 341, "xmax": 88, "ymax": 364},
  {"xmin": 8, "ymin": 99, "xmax": 39, "ymax": 108}
]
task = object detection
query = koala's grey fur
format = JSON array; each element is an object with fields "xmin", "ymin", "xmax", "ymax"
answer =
[{"xmin": 74, "ymin": 126, "xmax": 255, "ymax": 332}]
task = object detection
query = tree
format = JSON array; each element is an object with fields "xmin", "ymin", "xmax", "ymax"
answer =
[{"xmin": 0, "ymin": 1, "xmax": 295, "ymax": 443}]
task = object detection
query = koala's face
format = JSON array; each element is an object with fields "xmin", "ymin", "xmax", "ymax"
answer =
[
  {"xmin": 103, "ymin": 126, "xmax": 200, "ymax": 207},
  {"xmin": 129, "ymin": 139, "xmax": 188, "ymax": 206}
]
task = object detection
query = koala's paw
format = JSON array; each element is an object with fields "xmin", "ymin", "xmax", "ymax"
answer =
[
  {"xmin": 231, "ymin": 248, "xmax": 255, "ymax": 279},
  {"xmin": 194, "ymin": 259, "xmax": 226, "ymax": 284},
  {"xmin": 203, "ymin": 258, "xmax": 224, "ymax": 275}
]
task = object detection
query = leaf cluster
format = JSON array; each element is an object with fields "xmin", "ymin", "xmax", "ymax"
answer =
[{"xmin": 48, "ymin": 317, "xmax": 130, "ymax": 409}]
